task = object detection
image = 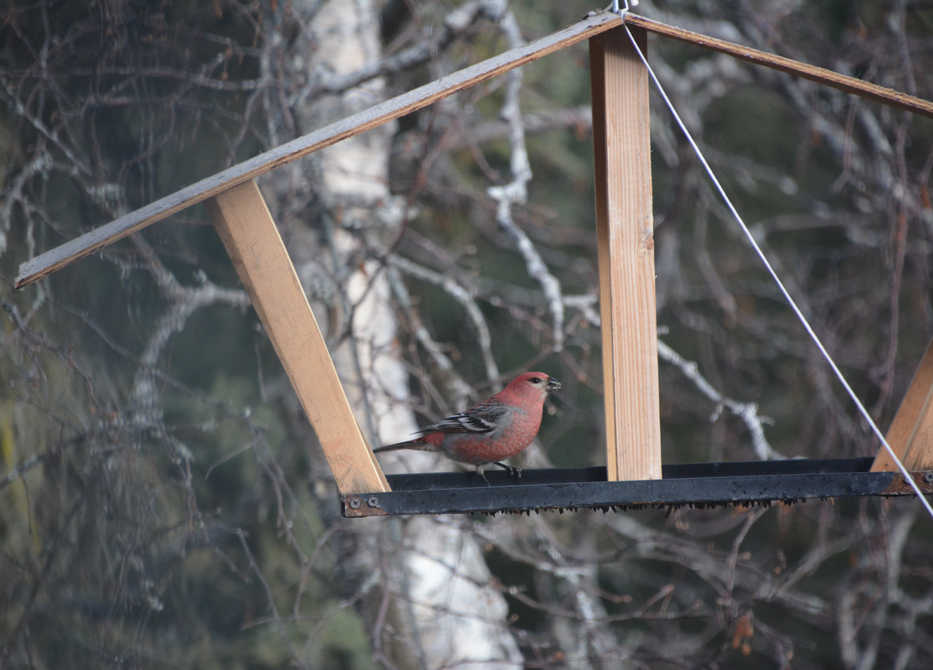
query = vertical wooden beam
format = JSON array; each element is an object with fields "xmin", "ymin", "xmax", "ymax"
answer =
[
  {"xmin": 208, "ymin": 181, "xmax": 390, "ymax": 494},
  {"xmin": 872, "ymin": 338, "xmax": 933, "ymax": 471},
  {"xmin": 590, "ymin": 27, "xmax": 662, "ymax": 481}
]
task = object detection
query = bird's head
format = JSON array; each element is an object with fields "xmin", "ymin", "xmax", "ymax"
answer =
[{"xmin": 499, "ymin": 371, "xmax": 561, "ymax": 405}]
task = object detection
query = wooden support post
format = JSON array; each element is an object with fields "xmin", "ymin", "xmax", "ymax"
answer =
[
  {"xmin": 208, "ymin": 181, "xmax": 390, "ymax": 494},
  {"xmin": 590, "ymin": 27, "xmax": 662, "ymax": 481},
  {"xmin": 872, "ymin": 339, "xmax": 933, "ymax": 471}
]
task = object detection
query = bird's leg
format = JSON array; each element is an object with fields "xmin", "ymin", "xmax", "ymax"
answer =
[
  {"xmin": 474, "ymin": 466, "xmax": 491, "ymax": 486},
  {"xmin": 493, "ymin": 461, "xmax": 522, "ymax": 480}
]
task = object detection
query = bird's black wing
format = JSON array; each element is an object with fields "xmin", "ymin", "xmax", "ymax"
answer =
[{"xmin": 419, "ymin": 399, "xmax": 508, "ymax": 434}]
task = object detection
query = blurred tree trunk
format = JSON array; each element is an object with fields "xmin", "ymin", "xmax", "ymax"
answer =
[{"xmin": 272, "ymin": 1, "xmax": 523, "ymax": 666}]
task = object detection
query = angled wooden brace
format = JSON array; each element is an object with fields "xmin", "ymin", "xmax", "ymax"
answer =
[
  {"xmin": 208, "ymin": 181, "xmax": 389, "ymax": 494},
  {"xmin": 590, "ymin": 26, "xmax": 662, "ymax": 481},
  {"xmin": 873, "ymin": 338, "xmax": 933, "ymax": 472}
]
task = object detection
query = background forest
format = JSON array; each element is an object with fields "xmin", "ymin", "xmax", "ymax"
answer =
[{"xmin": 2, "ymin": 1, "xmax": 933, "ymax": 668}]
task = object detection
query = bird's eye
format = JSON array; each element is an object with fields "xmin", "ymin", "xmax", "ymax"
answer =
[{"xmin": 530, "ymin": 377, "xmax": 543, "ymax": 384}]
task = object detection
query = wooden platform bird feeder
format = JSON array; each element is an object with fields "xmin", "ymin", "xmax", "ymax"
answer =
[{"xmin": 14, "ymin": 10, "xmax": 933, "ymax": 516}]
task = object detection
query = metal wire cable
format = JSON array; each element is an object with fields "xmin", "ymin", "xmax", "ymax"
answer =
[{"xmin": 613, "ymin": 3, "xmax": 933, "ymax": 519}]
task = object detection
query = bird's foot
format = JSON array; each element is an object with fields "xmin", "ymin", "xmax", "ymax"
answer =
[
  {"xmin": 475, "ymin": 467, "xmax": 492, "ymax": 486},
  {"xmin": 493, "ymin": 461, "xmax": 523, "ymax": 480}
]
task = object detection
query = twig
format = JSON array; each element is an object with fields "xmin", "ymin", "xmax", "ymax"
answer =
[
  {"xmin": 486, "ymin": 9, "xmax": 564, "ymax": 352},
  {"xmin": 657, "ymin": 339, "xmax": 781, "ymax": 460},
  {"xmin": 389, "ymin": 255, "xmax": 499, "ymax": 383}
]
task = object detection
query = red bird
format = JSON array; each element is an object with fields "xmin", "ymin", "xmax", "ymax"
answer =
[{"xmin": 374, "ymin": 372, "xmax": 561, "ymax": 477}]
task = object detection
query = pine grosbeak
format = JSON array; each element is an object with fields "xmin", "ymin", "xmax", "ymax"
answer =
[{"xmin": 374, "ymin": 372, "xmax": 560, "ymax": 477}]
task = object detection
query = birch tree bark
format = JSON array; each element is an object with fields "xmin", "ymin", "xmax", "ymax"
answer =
[{"xmin": 271, "ymin": 2, "xmax": 524, "ymax": 666}]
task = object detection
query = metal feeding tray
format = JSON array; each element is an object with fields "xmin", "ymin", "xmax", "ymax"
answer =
[{"xmin": 341, "ymin": 458, "xmax": 933, "ymax": 517}]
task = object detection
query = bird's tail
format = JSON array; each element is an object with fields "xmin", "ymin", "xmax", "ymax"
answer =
[{"xmin": 373, "ymin": 439, "xmax": 434, "ymax": 453}]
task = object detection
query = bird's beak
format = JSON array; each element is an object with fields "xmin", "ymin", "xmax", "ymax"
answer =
[{"xmin": 547, "ymin": 377, "xmax": 562, "ymax": 392}]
